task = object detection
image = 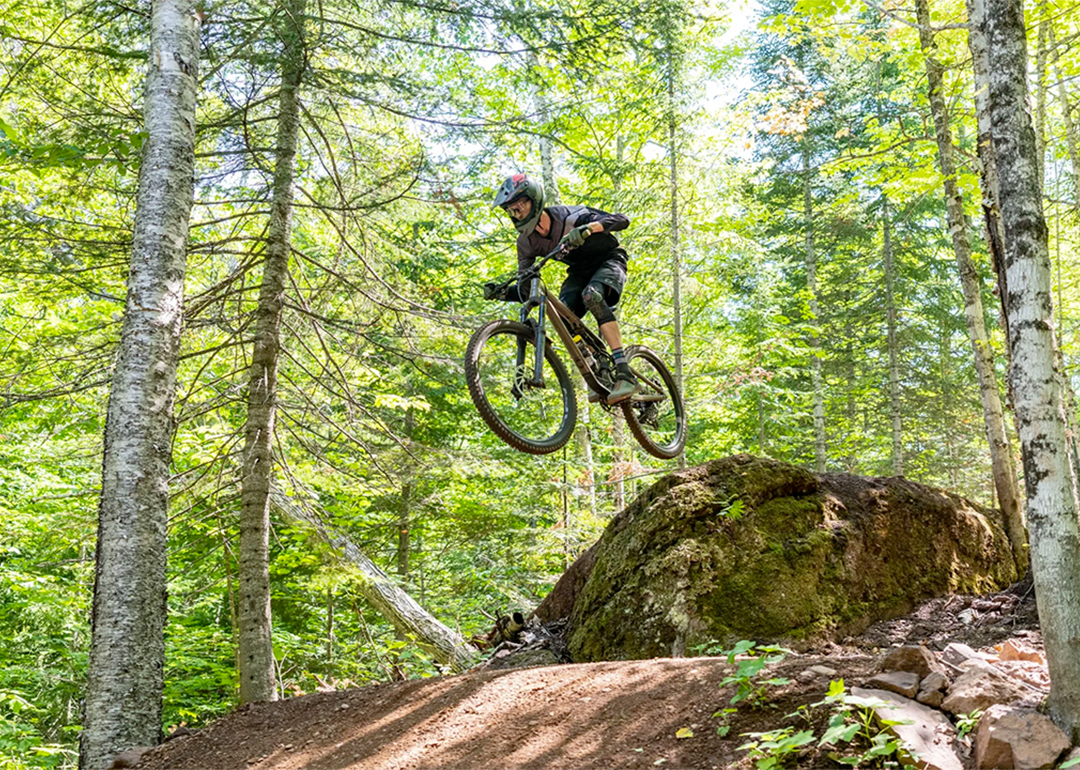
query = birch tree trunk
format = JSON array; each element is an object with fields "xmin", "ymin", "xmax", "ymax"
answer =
[
  {"xmin": 271, "ymin": 492, "xmax": 478, "ymax": 671},
  {"xmin": 802, "ymin": 145, "xmax": 826, "ymax": 472},
  {"xmin": 986, "ymin": 0, "xmax": 1080, "ymax": 736},
  {"xmin": 1034, "ymin": 8, "xmax": 1049, "ymax": 192},
  {"xmin": 1046, "ymin": 26, "xmax": 1080, "ymax": 481},
  {"xmin": 919, "ymin": 0, "xmax": 1027, "ymax": 574},
  {"xmin": 883, "ymin": 197, "xmax": 903, "ymax": 475},
  {"xmin": 968, "ymin": 0, "xmax": 1031, "ymax": 572},
  {"xmin": 80, "ymin": 4, "xmax": 200, "ymax": 768},
  {"xmin": 527, "ymin": 51, "xmax": 560, "ymax": 205},
  {"xmin": 238, "ymin": 0, "xmax": 306, "ymax": 705}
]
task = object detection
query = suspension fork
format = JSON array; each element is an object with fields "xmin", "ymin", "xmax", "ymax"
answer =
[{"xmin": 514, "ymin": 277, "xmax": 547, "ymax": 395}]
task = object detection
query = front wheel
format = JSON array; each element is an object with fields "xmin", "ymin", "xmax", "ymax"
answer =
[
  {"xmin": 620, "ymin": 345, "xmax": 686, "ymax": 460},
  {"xmin": 465, "ymin": 319, "xmax": 577, "ymax": 454}
]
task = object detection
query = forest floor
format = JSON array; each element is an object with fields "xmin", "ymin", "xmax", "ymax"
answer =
[{"xmin": 138, "ymin": 579, "xmax": 1039, "ymax": 770}]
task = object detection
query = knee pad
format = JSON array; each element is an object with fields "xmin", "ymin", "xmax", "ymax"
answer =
[{"xmin": 582, "ymin": 283, "xmax": 616, "ymax": 326}]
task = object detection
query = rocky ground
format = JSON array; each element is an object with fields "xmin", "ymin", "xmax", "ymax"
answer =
[{"xmin": 127, "ymin": 575, "xmax": 1073, "ymax": 770}]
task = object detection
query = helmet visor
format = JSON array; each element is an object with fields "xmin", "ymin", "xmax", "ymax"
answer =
[{"xmin": 503, "ymin": 196, "xmax": 533, "ymax": 223}]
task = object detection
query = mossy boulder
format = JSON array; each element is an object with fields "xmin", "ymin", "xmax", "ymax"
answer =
[{"xmin": 549, "ymin": 455, "xmax": 1017, "ymax": 662}]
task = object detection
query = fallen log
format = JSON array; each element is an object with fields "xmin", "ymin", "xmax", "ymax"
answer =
[{"xmin": 270, "ymin": 490, "xmax": 479, "ymax": 672}]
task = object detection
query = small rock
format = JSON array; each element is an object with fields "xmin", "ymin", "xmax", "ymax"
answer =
[
  {"xmin": 997, "ymin": 640, "xmax": 1045, "ymax": 666},
  {"xmin": 882, "ymin": 645, "xmax": 942, "ymax": 680},
  {"xmin": 339, "ymin": 703, "xmax": 350, "ymax": 710},
  {"xmin": 917, "ymin": 688, "xmax": 945, "ymax": 708},
  {"xmin": 974, "ymin": 704, "xmax": 1070, "ymax": 769},
  {"xmin": 808, "ymin": 665, "xmax": 838, "ymax": 677},
  {"xmin": 920, "ymin": 671, "xmax": 949, "ymax": 693},
  {"xmin": 991, "ymin": 660, "xmax": 1049, "ymax": 692},
  {"xmin": 942, "ymin": 661, "xmax": 1030, "ymax": 715},
  {"xmin": 850, "ymin": 688, "xmax": 964, "ymax": 770},
  {"xmin": 959, "ymin": 608, "xmax": 979, "ymax": 625},
  {"xmin": 796, "ymin": 670, "xmax": 816, "ymax": 683},
  {"xmin": 942, "ymin": 642, "xmax": 980, "ymax": 666},
  {"xmin": 866, "ymin": 671, "xmax": 920, "ymax": 698}
]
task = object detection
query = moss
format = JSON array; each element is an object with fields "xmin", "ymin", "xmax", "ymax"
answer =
[{"xmin": 567, "ymin": 456, "xmax": 1017, "ymax": 662}]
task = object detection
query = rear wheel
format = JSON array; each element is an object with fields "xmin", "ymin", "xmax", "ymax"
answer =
[
  {"xmin": 465, "ymin": 319, "xmax": 577, "ymax": 454},
  {"xmin": 620, "ymin": 345, "xmax": 686, "ymax": 460}
]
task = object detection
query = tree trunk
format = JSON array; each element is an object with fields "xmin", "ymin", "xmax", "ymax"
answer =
[
  {"xmin": 575, "ymin": 373, "xmax": 597, "ymax": 517},
  {"xmin": 667, "ymin": 46, "xmax": 686, "ymax": 470},
  {"xmin": 920, "ymin": 0, "xmax": 1027, "ymax": 574},
  {"xmin": 986, "ymin": 0, "xmax": 1080, "ymax": 737},
  {"xmin": 271, "ymin": 491, "xmax": 478, "ymax": 671},
  {"xmin": 237, "ymin": 0, "xmax": 306, "ymax": 705},
  {"xmin": 397, "ymin": 406, "xmax": 415, "ymax": 581},
  {"xmin": 1047, "ymin": 25, "xmax": 1080, "ymax": 482},
  {"xmin": 802, "ymin": 145, "xmax": 826, "ymax": 472},
  {"xmin": 1051, "ymin": 24, "xmax": 1080, "ymax": 204},
  {"xmin": 883, "ymin": 197, "xmax": 903, "ymax": 475},
  {"xmin": 527, "ymin": 51, "xmax": 560, "ymax": 205},
  {"xmin": 80, "ymin": 4, "xmax": 200, "ymax": 769},
  {"xmin": 1034, "ymin": 8, "xmax": 1049, "ymax": 192},
  {"xmin": 612, "ymin": 412, "xmax": 627, "ymax": 510}
]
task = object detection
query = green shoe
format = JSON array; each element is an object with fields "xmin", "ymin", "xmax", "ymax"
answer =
[{"xmin": 606, "ymin": 374, "xmax": 638, "ymax": 405}]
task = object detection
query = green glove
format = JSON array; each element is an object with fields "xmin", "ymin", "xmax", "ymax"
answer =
[{"xmin": 560, "ymin": 224, "xmax": 592, "ymax": 248}]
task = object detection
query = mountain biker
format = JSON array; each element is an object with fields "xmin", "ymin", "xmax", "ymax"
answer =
[{"xmin": 493, "ymin": 172, "xmax": 638, "ymax": 405}]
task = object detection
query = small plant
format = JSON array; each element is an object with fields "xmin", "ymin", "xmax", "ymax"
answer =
[
  {"xmin": 712, "ymin": 706, "xmax": 737, "ymax": 737},
  {"xmin": 738, "ymin": 726, "xmax": 815, "ymax": 769},
  {"xmin": 719, "ymin": 640, "xmax": 792, "ymax": 707},
  {"xmin": 814, "ymin": 679, "xmax": 910, "ymax": 767},
  {"xmin": 955, "ymin": 709, "xmax": 982, "ymax": 740}
]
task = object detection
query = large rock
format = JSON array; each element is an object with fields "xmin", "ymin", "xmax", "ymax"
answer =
[
  {"xmin": 941, "ymin": 660, "xmax": 1030, "ymax": 715},
  {"xmin": 974, "ymin": 705, "xmax": 1070, "ymax": 769},
  {"xmin": 850, "ymin": 688, "xmax": 963, "ymax": 770},
  {"xmin": 554, "ymin": 455, "xmax": 1017, "ymax": 662}
]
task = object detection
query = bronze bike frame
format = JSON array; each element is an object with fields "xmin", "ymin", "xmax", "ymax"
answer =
[{"xmin": 517, "ymin": 274, "xmax": 613, "ymax": 401}]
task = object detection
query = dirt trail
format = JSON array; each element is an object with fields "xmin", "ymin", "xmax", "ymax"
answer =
[{"xmin": 139, "ymin": 584, "xmax": 1038, "ymax": 770}]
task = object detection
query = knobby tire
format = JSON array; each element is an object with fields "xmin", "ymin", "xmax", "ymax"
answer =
[
  {"xmin": 465, "ymin": 319, "xmax": 577, "ymax": 455},
  {"xmin": 620, "ymin": 345, "xmax": 686, "ymax": 460}
]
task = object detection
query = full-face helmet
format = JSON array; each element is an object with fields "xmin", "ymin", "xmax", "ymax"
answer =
[{"xmin": 493, "ymin": 173, "xmax": 545, "ymax": 235}]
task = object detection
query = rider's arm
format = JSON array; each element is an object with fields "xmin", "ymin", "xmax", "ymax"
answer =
[{"xmin": 582, "ymin": 207, "xmax": 630, "ymax": 234}]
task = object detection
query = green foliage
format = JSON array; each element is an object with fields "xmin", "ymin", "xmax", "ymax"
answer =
[
  {"xmin": 954, "ymin": 709, "xmax": 982, "ymax": 740},
  {"xmin": 719, "ymin": 641, "xmax": 792, "ymax": 706},
  {"xmin": 1, "ymin": 0, "xmax": 1074, "ymax": 761},
  {"xmin": 813, "ymin": 679, "xmax": 909, "ymax": 767},
  {"xmin": 738, "ymin": 727, "xmax": 816, "ymax": 769}
]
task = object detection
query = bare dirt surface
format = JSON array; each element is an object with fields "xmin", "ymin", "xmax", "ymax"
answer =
[{"xmin": 138, "ymin": 580, "xmax": 1039, "ymax": 770}]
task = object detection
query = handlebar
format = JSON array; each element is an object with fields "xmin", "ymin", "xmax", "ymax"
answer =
[{"xmin": 482, "ymin": 226, "xmax": 593, "ymax": 301}]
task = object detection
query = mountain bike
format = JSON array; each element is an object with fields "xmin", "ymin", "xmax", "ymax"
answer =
[{"xmin": 466, "ymin": 244, "xmax": 686, "ymax": 460}]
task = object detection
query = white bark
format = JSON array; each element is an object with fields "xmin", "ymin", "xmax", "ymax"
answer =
[
  {"xmin": 238, "ymin": 0, "xmax": 306, "ymax": 704},
  {"xmin": 80, "ymin": 3, "xmax": 200, "ymax": 769},
  {"xmin": 986, "ymin": 0, "xmax": 1080, "ymax": 737},
  {"xmin": 270, "ymin": 491, "xmax": 478, "ymax": 671},
  {"xmin": 527, "ymin": 52, "xmax": 560, "ymax": 205}
]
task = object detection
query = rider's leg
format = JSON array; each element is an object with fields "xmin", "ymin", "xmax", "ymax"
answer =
[{"xmin": 582, "ymin": 282, "xmax": 638, "ymax": 404}]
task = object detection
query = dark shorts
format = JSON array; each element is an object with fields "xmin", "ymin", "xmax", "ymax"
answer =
[{"xmin": 559, "ymin": 260, "xmax": 627, "ymax": 320}]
